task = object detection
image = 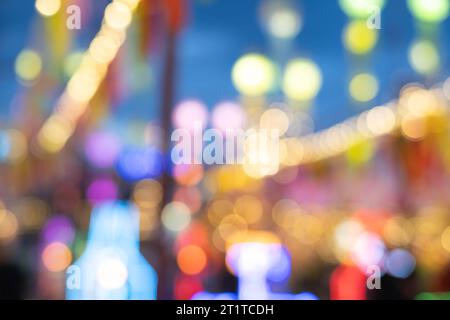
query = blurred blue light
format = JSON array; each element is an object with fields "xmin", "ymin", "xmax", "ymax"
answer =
[
  {"xmin": 116, "ymin": 147, "xmax": 163, "ymax": 182},
  {"xmin": 267, "ymin": 246, "xmax": 291, "ymax": 283},
  {"xmin": 192, "ymin": 292, "xmax": 237, "ymax": 300},
  {"xmin": 66, "ymin": 201, "xmax": 158, "ymax": 300},
  {"xmin": 386, "ymin": 248, "xmax": 416, "ymax": 279},
  {"xmin": 0, "ymin": 130, "xmax": 10, "ymax": 161}
]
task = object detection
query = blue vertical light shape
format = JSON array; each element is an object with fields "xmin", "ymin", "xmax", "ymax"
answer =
[{"xmin": 66, "ymin": 201, "xmax": 158, "ymax": 300}]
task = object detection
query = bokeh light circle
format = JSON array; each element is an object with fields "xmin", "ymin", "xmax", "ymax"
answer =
[
  {"xmin": 343, "ymin": 20, "xmax": 378, "ymax": 55},
  {"xmin": 177, "ymin": 245, "xmax": 207, "ymax": 275},
  {"xmin": 161, "ymin": 202, "xmax": 191, "ymax": 233},
  {"xmin": 408, "ymin": 40, "xmax": 440, "ymax": 75},
  {"xmin": 349, "ymin": 73, "xmax": 379, "ymax": 102},
  {"xmin": 116, "ymin": 147, "xmax": 163, "ymax": 181},
  {"xmin": 339, "ymin": 0, "xmax": 386, "ymax": 18},
  {"xmin": 97, "ymin": 258, "xmax": 128, "ymax": 289},
  {"xmin": 211, "ymin": 101, "xmax": 246, "ymax": 132},
  {"xmin": 172, "ymin": 100, "xmax": 209, "ymax": 131},
  {"xmin": 85, "ymin": 132, "xmax": 121, "ymax": 168},
  {"xmin": 232, "ymin": 54, "xmax": 276, "ymax": 96},
  {"xmin": 42, "ymin": 242, "xmax": 72, "ymax": 272},
  {"xmin": 262, "ymin": 0, "xmax": 302, "ymax": 39},
  {"xmin": 407, "ymin": 0, "xmax": 450, "ymax": 23},
  {"xmin": 385, "ymin": 249, "xmax": 416, "ymax": 279},
  {"xmin": 35, "ymin": 0, "xmax": 61, "ymax": 16},
  {"xmin": 282, "ymin": 58, "xmax": 322, "ymax": 101},
  {"xmin": 15, "ymin": 50, "xmax": 42, "ymax": 82},
  {"xmin": 259, "ymin": 108, "xmax": 290, "ymax": 136}
]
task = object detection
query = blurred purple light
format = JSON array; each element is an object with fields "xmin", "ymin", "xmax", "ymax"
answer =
[
  {"xmin": 86, "ymin": 177, "xmax": 118, "ymax": 205},
  {"xmin": 85, "ymin": 132, "xmax": 121, "ymax": 168},
  {"xmin": 42, "ymin": 216, "xmax": 75, "ymax": 245}
]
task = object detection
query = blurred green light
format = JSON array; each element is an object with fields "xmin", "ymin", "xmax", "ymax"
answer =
[
  {"xmin": 407, "ymin": 0, "xmax": 450, "ymax": 23},
  {"xmin": 339, "ymin": 0, "xmax": 386, "ymax": 18},
  {"xmin": 408, "ymin": 40, "xmax": 440, "ymax": 75},
  {"xmin": 15, "ymin": 49, "xmax": 42, "ymax": 82},
  {"xmin": 416, "ymin": 292, "xmax": 450, "ymax": 300}
]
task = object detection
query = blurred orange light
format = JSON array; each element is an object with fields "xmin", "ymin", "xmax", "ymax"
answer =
[
  {"xmin": 42, "ymin": 242, "xmax": 72, "ymax": 272},
  {"xmin": 177, "ymin": 245, "xmax": 207, "ymax": 275}
]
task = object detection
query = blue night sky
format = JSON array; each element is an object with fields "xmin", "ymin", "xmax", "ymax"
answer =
[{"xmin": 1, "ymin": 0, "xmax": 449, "ymax": 132}]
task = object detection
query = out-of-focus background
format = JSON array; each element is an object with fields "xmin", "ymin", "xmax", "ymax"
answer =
[{"xmin": 1, "ymin": 0, "xmax": 450, "ymax": 300}]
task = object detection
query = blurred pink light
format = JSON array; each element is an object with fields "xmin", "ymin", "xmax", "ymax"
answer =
[
  {"xmin": 211, "ymin": 101, "xmax": 246, "ymax": 132},
  {"xmin": 172, "ymin": 100, "xmax": 208, "ymax": 131}
]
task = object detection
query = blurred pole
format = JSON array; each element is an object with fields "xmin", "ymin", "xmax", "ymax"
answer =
[{"xmin": 156, "ymin": 0, "xmax": 185, "ymax": 300}]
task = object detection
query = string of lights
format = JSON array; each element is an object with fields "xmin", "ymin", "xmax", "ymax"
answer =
[{"xmin": 35, "ymin": 0, "xmax": 141, "ymax": 154}]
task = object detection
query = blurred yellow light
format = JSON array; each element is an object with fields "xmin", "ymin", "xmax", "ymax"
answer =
[
  {"xmin": 37, "ymin": 115, "xmax": 74, "ymax": 153},
  {"xmin": 349, "ymin": 73, "xmax": 379, "ymax": 102},
  {"xmin": 12, "ymin": 198, "xmax": 49, "ymax": 231},
  {"xmin": 5, "ymin": 129, "xmax": 27, "ymax": 163},
  {"xmin": 408, "ymin": 40, "xmax": 440, "ymax": 75},
  {"xmin": 243, "ymin": 130, "xmax": 280, "ymax": 178},
  {"xmin": 339, "ymin": 0, "xmax": 385, "ymax": 18},
  {"xmin": 343, "ymin": 20, "xmax": 378, "ymax": 55},
  {"xmin": 133, "ymin": 179, "xmax": 162, "ymax": 209},
  {"xmin": 292, "ymin": 215, "xmax": 323, "ymax": 244},
  {"xmin": 105, "ymin": 1, "xmax": 132, "ymax": 31},
  {"xmin": 407, "ymin": 0, "xmax": 450, "ymax": 23},
  {"xmin": 208, "ymin": 199, "xmax": 234, "ymax": 226},
  {"xmin": 334, "ymin": 219, "xmax": 365, "ymax": 256},
  {"xmin": 272, "ymin": 198, "xmax": 300, "ymax": 228},
  {"xmin": 441, "ymin": 227, "xmax": 450, "ymax": 252},
  {"xmin": 35, "ymin": 0, "xmax": 61, "ymax": 17},
  {"xmin": 89, "ymin": 35, "xmax": 119, "ymax": 64},
  {"xmin": 217, "ymin": 214, "xmax": 248, "ymax": 241},
  {"xmin": 401, "ymin": 114, "xmax": 427, "ymax": 141},
  {"xmin": 67, "ymin": 69, "xmax": 103, "ymax": 103},
  {"xmin": 36, "ymin": 0, "xmax": 140, "ymax": 154},
  {"xmin": 403, "ymin": 89, "xmax": 441, "ymax": 117},
  {"xmin": 346, "ymin": 140, "xmax": 374, "ymax": 165},
  {"xmin": 234, "ymin": 195, "xmax": 263, "ymax": 224},
  {"xmin": 139, "ymin": 209, "xmax": 158, "ymax": 238},
  {"xmin": 383, "ymin": 217, "xmax": 414, "ymax": 247},
  {"xmin": 226, "ymin": 231, "xmax": 280, "ymax": 249},
  {"xmin": 283, "ymin": 58, "xmax": 322, "ymax": 101},
  {"xmin": 366, "ymin": 106, "xmax": 396, "ymax": 135},
  {"xmin": 99, "ymin": 26, "xmax": 127, "ymax": 48},
  {"xmin": 232, "ymin": 54, "xmax": 276, "ymax": 96},
  {"xmin": 0, "ymin": 210, "xmax": 18, "ymax": 242},
  {"xmin": 259, "ymin": 108, "xmax": 290, "ymax": 136},
  {"xmin": 15, "ymin": 50, "xmax": 42, "ymax": 82},
  {"xmin": 119, "ymin": 0, "xmax": 141, "ymax": 11}
]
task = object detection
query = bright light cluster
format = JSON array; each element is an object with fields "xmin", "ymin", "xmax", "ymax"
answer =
[
  {"xmin": 279, "ymin": 82, "xmax": 450, "ymax": 167},
  {"xmin": 37, "ymin": 0, "xmax": 141, "ymax": 153}
]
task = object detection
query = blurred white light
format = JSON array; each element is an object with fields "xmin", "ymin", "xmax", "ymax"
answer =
[
  {"xmin": 161, "ymin": 202, "xmax": 191, "ymax": 232},
  {"xmin": 97, "ymin": 258, "xmax": 128, "ymax": 289}
]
